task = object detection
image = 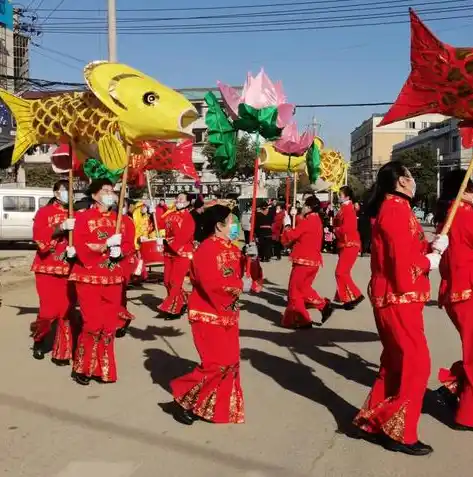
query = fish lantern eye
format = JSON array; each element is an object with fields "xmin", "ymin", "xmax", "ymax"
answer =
[{"xmin": 143, "ymin": 92, "xmax": 158, "ymax": 106}]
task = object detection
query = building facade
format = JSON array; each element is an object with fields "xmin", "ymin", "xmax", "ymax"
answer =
[
  {"xmin": 350, "ymin": 112, "xmax": 448, "ymax": 186},
  {"xmin": 391, "ymin": 118, "xmax": 472, "ymax": 191}
]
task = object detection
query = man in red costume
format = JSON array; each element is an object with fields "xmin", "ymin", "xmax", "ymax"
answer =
[
  {"xmin": 31, "ymin": 179, "xmax": 76, "ymax": 365},
  {"xmin": 333, "ymin": 186, "xmax": 364, "ymax": 310},
  {"xmin": 353, "ymin": 161, "xmax": 446, "ymax": 456},
  {"xmin": 69, "ymin": 179, "xmax": 134, "ymax": 385},
  {"xmin": 158, "ymin": 193, "xmax": 195, "ymax": 320}
]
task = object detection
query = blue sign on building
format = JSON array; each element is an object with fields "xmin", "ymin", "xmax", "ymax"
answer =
[{"xmin": 0, "ymin": 0, "xmax": 13, "ymax": 30}]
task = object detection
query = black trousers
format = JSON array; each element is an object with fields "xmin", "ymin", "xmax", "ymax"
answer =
[
  {"xmin": 244, "ymin": 230, "xmax": 251, "ymax": 245},
  {"xmin": 272, "ymin": 240, "xmax": 282, "ymax": 259},
  {"xmin": 257, "ymin": 236, "xmax": 272, "ymax": 261}
]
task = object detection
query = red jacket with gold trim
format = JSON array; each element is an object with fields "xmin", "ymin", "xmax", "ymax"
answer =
[
  {"xmin": 438, "ymin": 201, "xmax": 473, "ymax": 306},
  {"xmin": 163, "ymin": 208, "xmax": 195, "ymax": 259},
  {"xmin": 188, "ymin": 236, "xmax": 243, "ymax": 327},
  {"xmin": 369, "ymin": 194, "xmax": 430, "ymax": 308},
  {"xmin": 69, "ymin": 206, "xmax": 134, "ymax": 285},
  {"xmin": 334, "ymin": 201, "xmax": 361, "ymax": 249},
  {"xmin": 31, "ymin": 201, "xmax": 71, "ymax": 276},
  {"xmin": 281, "ymin": 212, "xmax": 323, "ymax": 267}
]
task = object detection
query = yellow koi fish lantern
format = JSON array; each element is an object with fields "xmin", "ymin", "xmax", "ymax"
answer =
[{"xmin": 0, "ymin": 61, "xmax": 198, "ymax": 171}]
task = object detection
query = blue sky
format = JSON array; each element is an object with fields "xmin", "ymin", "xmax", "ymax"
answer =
[{"xmin": 24, "ymin": 0, "xmax": 473, "ymax": 157}]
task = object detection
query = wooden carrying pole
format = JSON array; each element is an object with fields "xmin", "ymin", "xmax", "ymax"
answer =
[
  {"xmin": 145, "ymin": 170, "xmax": 159, "ymax": 233},
  {"xmin": 115, "ymin": 145, "xmax": 131, "ymax": 233},
  {"xmin": 68, "ymin": 143, "xmax": 74, "ymax": 245},
  {"xmin": 292, "ymin": 171, "xmax": 298, "ymax": 228},
  {"xmin": 440, "ymin": 155, "xmax": 473, "ymax": 235}
]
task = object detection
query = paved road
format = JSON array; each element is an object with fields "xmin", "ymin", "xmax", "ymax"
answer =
[{"xmin": 0, "ymin": 254, "xmax": 472, "ymax": 477}]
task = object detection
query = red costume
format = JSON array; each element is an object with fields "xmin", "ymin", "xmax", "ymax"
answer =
[
  {"xmin": 333, "ymin": 201, "xmax": 362, "ymax": 303},
  {"xmin": 118, "ymin": 214, "xmax": 137, "ymax": 328},
  {"xmin": 171, "ymin": 236, "xmax": 244, "ymax": 423},
  {"xmin": 281, "ymin": 212, "xmax": 328, "ymax": 327},
  {"xmin": 70, "ymin": 206, "xmax": 134, "ymax": 382},
  {"xmin": 437, "ymin": 201, "xmax": 473, "ymax": 427},
  {"xmin": 31, "ymin": 201, "xmax": 74, "ymax": 361},
  {"xmin": 353, "ymin": 193, "xmax": 431, "ymax": 445},
  {"xmin": 158, "ymin": 208, "xmax": 195, "ymax": 316}
]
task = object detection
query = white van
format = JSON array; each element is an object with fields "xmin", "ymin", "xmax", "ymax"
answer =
[{"xmin": 0, "ymin": 187, "xmax": 54, "ymax": 242}]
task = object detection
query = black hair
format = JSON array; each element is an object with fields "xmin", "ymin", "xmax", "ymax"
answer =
[
  {"xmin": 435, "ymin": 169, "xmax": 473, "ymax": 224},
  {"xmin": 87, "ymin": 178, "xmax": 113, "ymax": 196},
  {"xmin": 304, "ymin": 195, "xmax": 321, "ymax": 213},
  {"xmin": 201, "ymin": 204, "xmax": 232, "ymax": 241},
  {"xmin": 53, "ymin": 179, "xmax": 69, "ymax": 192},
  {"xmin": 366, "ymin": 161, "xmax": 410, "ymax": 218},
  {"xmin": 339, "ymin": 185, "xmax": 355, "ymax": 201}
]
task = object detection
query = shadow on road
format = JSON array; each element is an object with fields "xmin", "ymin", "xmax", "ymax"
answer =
[
  {"xmin": 143, "ymin": 348, "xmax": 196, "ymax": 393},
  {"xmin": 132, "ymin": 292, "xmax": 163, "ymax": 313},
  {"xmin": 241, "ymin": 348, "xmax": 358, "ymax": 434},
  {"xmin": 128, "ymin": 325, "xmax": 184, "ymax": 342}
]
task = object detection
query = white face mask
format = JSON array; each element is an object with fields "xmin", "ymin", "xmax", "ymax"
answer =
[
  {"xmin": 411, "ymin": 179, "xmax": 417, "ymax": 197},
  {"xmin": 176, "ymin": 202, "xmax": 187, "ymax": 210},
  {"xmin": 100, "ymin": 194, "xmax": 116, "ymax": 209},
  {"xmin": 58, "ymin": 190, "xmax": 68, "ymax": 204},
  {"xmin": 122, "ymin": 207, "xmax": 127, "ymax": 215}
]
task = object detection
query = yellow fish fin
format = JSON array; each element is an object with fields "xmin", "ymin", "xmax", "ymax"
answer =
[
  {"xmin": 0, "ymin": 89, "xmax": 36, "ymax": 165},
  {"xmin": 98, "ymin": 134, "xmax": 128, "ymax": 171}
]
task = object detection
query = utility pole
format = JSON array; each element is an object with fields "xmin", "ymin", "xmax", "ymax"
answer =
[
  {"xmin": 436, "ymin": 147, "xmax": 442, "ymax": 198},
  {"xmin": 108, "ymin": 0, "xmax": 117, "ymax": 62}
]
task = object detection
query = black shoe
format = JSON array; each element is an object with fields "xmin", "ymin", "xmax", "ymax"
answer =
[
  {"xmin": 320, "ymin": 303, "xmax": 334, "ymax": 325},
  {"xmin": 164, "ymin": 313, "xmax": 181, "ymax": 321},
  {"xmin": 116, "ymin": 327, "xmax": 127, "ymax": 338},
  {"xmin": 352, "ymin": 428, "xmax": 381, "ymax": 445},
  {"xmin": 52, "ymin": 358, "xmax": 70, "ymax": 367},
  {"xmin": 172, "ymin": 403, "xmax": 198, "ymax": 426},
  {"xmin": 32, "ymin": 342, "xmax": 45, "ymax": 360},
  {"xmin": 296, "ymin": 323, "xmax": 313, "ymax": 330},
  {"xmin": 344, "ymin": 295, "xmax": 366, "ymax": 311},
  {"xmin": 436, "ymin": 385, "xmax": 459, "ymax": 411},
  {"xmin": 453, "ymin": 423, "xmax": 473, "ymax": 431},
  {"xmin": 381, "ymin": 436, "xmax": 433, "ymax": 456},
  {"xmin": 72, "ymin": 372, "xmax": 91, "ymax": 386}
]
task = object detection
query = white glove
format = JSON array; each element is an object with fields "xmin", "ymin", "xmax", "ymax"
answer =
[
  {"xmin": 148, "ymin": 204, "xmax": 156, "ymax": 214},
  {"xmin": 60, "ymin": 218, "xmax": 75, "ymax": 231},
  {"xmin": 109, "ymin": 246, "xmax": 122, "ymax": 258},
  {"xmin": 106, "ymin": 233, "xmax": 122, "ymax": 247},
  {"xmin": 66, "ymin": 246, "xmax": 76, "ymax": 258},
  {"xmin": 242, "ymin": 276, "xmax": 252, "ymax": 293},
  {"xmin": 290, "ymin": 207, "xmax": 297, "ymax": 217},
  {"xmin": 431, "ymin": 234, "xmax": 449, "ymax": 254},
  {"xmin": 426, "ymin": 253, "xmax": 441, "ymax": 270},
  {"xmin": 283, "ymin": 214, "xmax": 292, "ymax": 227},
  {"xmin": 139, "ymin": 236, "xmax": 147, "ymax": 243},
  {"xmin": 246, "ymin": 242, "xmax": 258, "ymax": 257}
]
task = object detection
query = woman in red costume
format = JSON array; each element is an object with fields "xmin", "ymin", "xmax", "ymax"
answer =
[
  {"xmin": 158, "ymin": 193, "xmax": 195, "ymax": 320},
  {"xmin": 434, "ymin": 170, "xmax": 473, "ymax": 431},
  {"xmin": 169, "ymin": 204, "xmax": 250, "ymax": 425},
  {"xmin": 31, "ymin": 179, "xmax": 76, "ymax": 364},
  {"xmin": 353, "ymin": 161, "xmax": 446, "ymax": 456},
  {"xmin": 116, "ymin": 199, "xmax": 137, "ymax": 338},
  {"xmin": 69, "ymin": 179, "xmax": 133, "ymax": 385},
  {"xmin": 281, "ymin": 195, "xmax": 333, "ymax": 328},
  {"xmin": 333, "ymin": 186, "xmax": 364, "ymax": 310}
]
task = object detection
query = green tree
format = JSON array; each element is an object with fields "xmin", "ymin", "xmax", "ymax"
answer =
[
  {"xmin": 347, "ymin": 173, "xmax": 366, "ymax": 200},
  {"xmin": 398, "ymin": 146, "xmax": 437, "ymax": 209},
  {"xmin": 25, "ymin": 163, "xmax": 60, "ymax": 187},
  {"xmin": 202, "ymin": 133, "xmax": 257, "ymax": 196}
]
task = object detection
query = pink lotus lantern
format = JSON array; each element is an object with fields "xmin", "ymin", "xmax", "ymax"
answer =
[
  {"xmin": 274, "ymin": 122, "xmax": 315, "ymax": 157},
  {"xmin": 217, "ymin": 69, "xmax": 295, "ymax": 133}
]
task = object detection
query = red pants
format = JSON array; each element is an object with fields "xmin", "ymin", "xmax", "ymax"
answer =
[
  {"xmin": 158, "ymin": 255, "xmax": 190, "ymax": 315},
  {"xmin": 73, "ymin": 282, "xmax": 121, "ymax": 382},
  {"xmin": 171, "ymin": 322, "xmax": 244, "ymax": 423},
  {"xmin": 335, "ymin": 246, "xmax": 362, "ymax": 303},
  {"xmin": 118, "ymin": 277, "xmax": 135, "ymax": 328},
  {"xmin": 33, "ymin": 273, "xmax": 74, "ymax": 361},
  {"xmin": 249, "ymin": 258, "xmax": 264, "ymax": 293},
  {"xmin": 354, "ymin": 302, "xmax": 430, "ymax": 444},
  {"xmin": 282, "ymin": 264, "xmax": 328, "ymax": 328},
  {"xmin": 438, "ymin": 299, "xmax": 473, "ymax": 427}
]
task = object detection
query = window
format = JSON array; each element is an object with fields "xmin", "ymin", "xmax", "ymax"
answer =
[
  {"xmin": 193, "ymin": 128, "xmax": 207, "ymax": 144},
  {"xmin": 452, "ymin": 135, "xmax": 460, "ymax": 152},
  {"xmin": 3, "ymin": 196, "xmax": 35, "ymax": 212},
  {"xmin": 405, "ymin": 121, "xmax": 416, "ymax": 129},
  {"xmin": 193, "ymin": 102, "xmax": 203, "ymax": 117},
  {"xmin": 39, "ymin": 197, "xmax": 52, "ymax": 207},
  {"xmin": 421, "ymin": 122, "xmax": 429, "ymax": 129}
]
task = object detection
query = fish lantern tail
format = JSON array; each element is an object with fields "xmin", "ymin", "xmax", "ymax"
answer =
[
  {"xmin": 306, "ymin": 142, "xmax": 321, "ymax": 184},
  {"xmin": 0, "ymin": 89, "xmax": 35, "ymax": 165}
]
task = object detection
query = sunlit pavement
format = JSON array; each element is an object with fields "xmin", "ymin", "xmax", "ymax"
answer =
[{"xmin": 0, "ymin": 253, "xmax": 470, "ymax": 477}]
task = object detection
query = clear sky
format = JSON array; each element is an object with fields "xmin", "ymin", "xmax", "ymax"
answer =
[{"xmin": 23, "ymin": 0, "xmax": 473, "ymax": 158}]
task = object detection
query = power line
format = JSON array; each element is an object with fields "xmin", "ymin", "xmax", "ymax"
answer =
[
  {"xmin": 38, "ymin": 13, "xmax": 473, "ymax": 35},
  {"xmin": 39, "ymin": 0, "xmax": 67, "ymax": 26},
  {"xmin": 30, "ymin": 45, "xmax": 82, "ymax": 71},
  {"xmin": 30, "ymin": 42, "xmax": 86, "ymax": 64}
]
